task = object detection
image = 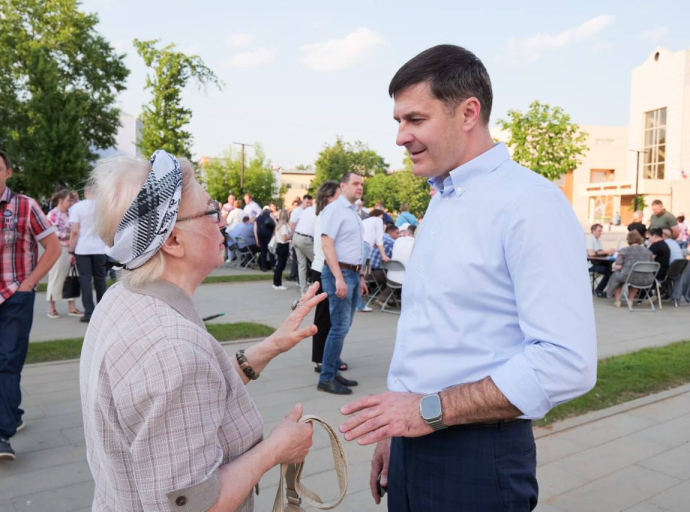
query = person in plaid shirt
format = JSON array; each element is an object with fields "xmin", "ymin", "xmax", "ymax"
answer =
[
  {"xmin": 369, "ymin": 223, "xmax": 399, "ymax": 305},
  {"xmin": 0, "ymin": 150, "xmax": 61, "ymax": 461}
]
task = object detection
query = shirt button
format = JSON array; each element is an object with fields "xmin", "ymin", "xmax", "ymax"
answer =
[
  {"xmin": 176, "ymin": 496, "xmax": 187, "ymax": 506},
  {"xmin": 419, "ymin": 266, "xmax": 425, "ymax": 274}
]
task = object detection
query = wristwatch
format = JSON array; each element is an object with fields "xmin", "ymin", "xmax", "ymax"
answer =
[{"xmin": 420, "ymin": 393, "xmax": 446, "ymax": 431}]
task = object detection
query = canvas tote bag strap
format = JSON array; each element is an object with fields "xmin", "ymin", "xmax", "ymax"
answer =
[{"xmin": 272, "ymin": 415, "xmax": 349, "ymax": 511}]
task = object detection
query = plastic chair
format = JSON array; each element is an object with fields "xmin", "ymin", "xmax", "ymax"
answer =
[
  {"xmin": 235, "ymin": 236, "xmax": 260, "ymax": 270},
  {"xmin": 657, "ymin": 258, "xmax": 689, "ymax": 307},
  {"xmin": 621, "ymin": 261, "xmax": 661, "ymax": 312},
  {"xmin": 379, "ymin": 260, "xmax": 405, "ymax": 314}
]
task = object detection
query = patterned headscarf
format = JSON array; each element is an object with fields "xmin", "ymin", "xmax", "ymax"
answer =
[{"xmin": 106, "ymin": 150, "xmax": 182, "ymax": 270}]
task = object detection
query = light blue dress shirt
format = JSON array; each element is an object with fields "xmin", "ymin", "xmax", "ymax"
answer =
[
  {"xmin": 320, "ymin": 194, "xmax": 364, "ymax": 265},
  {"xmin": 387, "ymin": 143, "xmax": 597, "ymax": 419}
]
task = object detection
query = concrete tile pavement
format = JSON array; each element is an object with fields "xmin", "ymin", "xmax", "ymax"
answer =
[{"xmin": 2, "ymin": 279, "xmax": 690, "ymax": 511}]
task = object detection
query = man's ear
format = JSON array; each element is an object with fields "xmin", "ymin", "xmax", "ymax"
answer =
[
  {"xmin": 159, "ymin": 228, "xmax": 185, "ymax": 259},
  {"xmin": 458, "ymin": 97, "xmax": 482, "ymax": 131}
]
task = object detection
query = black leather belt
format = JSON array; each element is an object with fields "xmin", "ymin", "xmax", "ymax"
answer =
[
  {"xmin": 294, "ymin": 232, "xmax": 313, "ymax": 239},
  {"xmin": 337, "ymin": 262, "xmax": 362, "ymax": 272},
  {"xmin": 446, "ymin": 418, "xmax": 529, "ymax": 430}
]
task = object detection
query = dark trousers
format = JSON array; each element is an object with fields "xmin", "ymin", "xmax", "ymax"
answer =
[
  {"xmin": 310, "ymin": 270, "xmax": 331, "ymax": 363},
  {"xmin": 273, "ymin": 243, "xmax": 290, "ymax": 286},
  {"xmin": 257, "ymin": 230, "xmax": 274, "ymax": 271},
  {"xmin": 388, "ymin": 421, "xmax": 538, "ymax": 512},
  {"xmin": 76, "ymin": 254, "xmax": 107, "ymax": 318},
  {"xmin": 0, "ymin": 290, "xmax": 35, "ymax": 438},
  {"xmin": 591, "ymin": 264, "xmax": 612, "ymax": 293}
]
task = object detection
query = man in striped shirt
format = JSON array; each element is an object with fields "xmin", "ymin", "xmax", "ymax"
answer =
[{"xmin": 0, "ymin": 150, "xmax": 60, "ymax": 461}]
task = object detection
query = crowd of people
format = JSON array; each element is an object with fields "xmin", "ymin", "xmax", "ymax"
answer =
[{"xmin": 586, "ymin": 199, "xmax": 689, "ymax": 307}]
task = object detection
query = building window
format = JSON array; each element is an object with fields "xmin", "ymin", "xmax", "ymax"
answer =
[{"xmin": 643, "ymin": 107, "xmax": 666, "ymax": 180}]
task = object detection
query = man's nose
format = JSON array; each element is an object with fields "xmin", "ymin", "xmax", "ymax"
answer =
[{"xmin": 396, "ymin": 125, "xmax": 414, "ymax": 147}]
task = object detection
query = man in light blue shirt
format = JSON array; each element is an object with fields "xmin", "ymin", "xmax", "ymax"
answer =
[
  {"xmin": 394, "ymin": 203, "xmax": 418, "ymax": 227},
  {"xmin": 317, "ymin": 173, "xmax": 368, "ymax": 395},
  {"xmin": 662, "ymin": 227, "xmax": 683, "ymax": 263},
  {"xmin": 339, "ymin": 44, "xmax": 597, "ymax": 511}
]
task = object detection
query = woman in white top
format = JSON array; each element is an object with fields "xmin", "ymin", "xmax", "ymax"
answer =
[
  {"xmin": 362, "ymin": 209, "xmax": 389, "ymax": 265},
  {"xmin": 311, "ymin": 181, "xmax": 350, "ymax": 373},
  {"xmin": 272, "ymin": 210, "xmax": 291, "ymax": 290}
]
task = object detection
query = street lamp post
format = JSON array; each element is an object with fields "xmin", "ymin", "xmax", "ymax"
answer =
[
  {"xmin": 629, "ymin": 149, "xmax": 648, "ymax": 212},
  {"xmin": 233, "ymin": 142, "xmax": 253, "ymax": 196}
]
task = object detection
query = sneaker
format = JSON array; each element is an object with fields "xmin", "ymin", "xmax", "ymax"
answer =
[
  {"xmin": 272, "ymin": 285, "xmax": 288, "ymax": 291},
  {"xmin": 16, "ymin": 419, "xmax": 25, "ymax": 433},
  {"xmin": 358, "ymin": 306, "xmax": 373, "ymax": 313},
  {"xmin": 80, "ymin": 316, "xmax": 91, "ymax": 323},
  {"xmin": 0, "ymin": 437, "xmax": 15, "ymax": 461}
]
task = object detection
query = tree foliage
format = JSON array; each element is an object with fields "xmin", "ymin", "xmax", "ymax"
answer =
[
  {"xmin": 0, "ymin": 0, "xmax": 129, "ymax": 198},
  {"xmin": 199, "ymin": 144, "xmax": 277, "ymax": 207},
  {"xmin": 134, "ymin": 39, "xmax": 222, "ymax": 161},
  {"xmin": 312, "ymin": 137, "xmax": 388, "ymax": 191},
  {"xmin": 497, "ymin": 100, "xmax": 588, "ymax": 181},
  {"xmin": 363, "ymin": 153, "xmax": 431, "ymax": 216}
]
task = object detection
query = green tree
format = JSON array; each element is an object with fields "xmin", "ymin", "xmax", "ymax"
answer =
[
  {"xmin": 0, "ymin": 0, "xmax": 128, "ymax": 198},
  {"xmin": 363, "ymin": 153, "xmax": 431, "ymax": 216},
  {"xmin": 312, "ymin": 137, "xmax": 388, "ymax": 191},
  {"xmin": 497, "ymin": 100, "xmax": 588, "ymax": 182},
  {"xmin": 134, "ymin": 39, "xmax": 222, "ymax": 161},
  {"xmin": 200, "ymin": 144, "xmax": 277, "ymax": 207}
]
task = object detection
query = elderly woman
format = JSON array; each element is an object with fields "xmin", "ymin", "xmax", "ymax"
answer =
[
  {"xmin": 80, "ymin": 151, "xmax": 324, "ymax": 511},
  {"xmin": 604, "ymin": 230, "xmax": 654, "ymax": 307}
]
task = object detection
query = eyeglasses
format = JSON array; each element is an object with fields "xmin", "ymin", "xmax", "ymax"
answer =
[{"xmin": 177, "ymin": 200, "xmax": 222, "ymax": 224}]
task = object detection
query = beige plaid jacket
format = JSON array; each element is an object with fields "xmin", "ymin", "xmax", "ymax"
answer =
[{"xmin": 80, "ymin": 280, "xmax": 263, "ymax": 511}]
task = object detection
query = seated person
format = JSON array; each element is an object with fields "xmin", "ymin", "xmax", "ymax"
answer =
[
  {"xmin": 229, "ymin": 215, "xmax": 259, "ymax": 253},
  {"xmin": 604, "ymin": 230, "xmax": 653, "ymax": 307},
  {"xmin": 648, "ymin": 228, "xmax": 671, "ymax": 281},
  {"xmin": 586, "ymin": 223, "xmax": 615, "ymax": 297},
  {"xmin": 662, "ymin": 227, "xmax": 683, "ymax": 264},
  {"xmin": 627, "ymin": 211, "xmax": 647, "ymax": 238},
  {"xmin": 369, "ymin": 224, "xmax": 398, "ymax": 303}
]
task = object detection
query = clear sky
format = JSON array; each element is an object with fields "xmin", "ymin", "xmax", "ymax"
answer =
[{"xmin": 81, "ymin": 0, "xmax": 689, "ymax": 169}]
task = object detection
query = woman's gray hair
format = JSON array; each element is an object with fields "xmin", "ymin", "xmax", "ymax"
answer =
[{"xmin": 89, "ymin": 155, "xmax": 196, "ymax": 288}]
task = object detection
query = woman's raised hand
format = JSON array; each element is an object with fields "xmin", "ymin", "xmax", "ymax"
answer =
[
  {"xmin": 268, "ymin": 282, "xmax": 326, "ymax": 354},
  {"xmin": 267, "ymin": 403, "xmax": 314, "ymax": 465}
]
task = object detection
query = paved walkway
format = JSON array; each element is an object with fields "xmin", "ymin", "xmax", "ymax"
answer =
[{"xmin": 1, "ymin": 279, "xmax": 689, "ymax": 511}]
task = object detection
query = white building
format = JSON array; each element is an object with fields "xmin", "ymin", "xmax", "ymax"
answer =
[
  {"xmin": 95, "ymin": 114, "xmax": 143, "ymax": 159},
  {"xmin": 572, "ymin": 47, "xmax": 690, "ymax": 227}
]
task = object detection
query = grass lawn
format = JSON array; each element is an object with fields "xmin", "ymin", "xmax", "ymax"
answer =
[
  {"xmin": 26, "ymin": 322, "xmax": 275, "ymax": 365},
  {"xmin": 537, "ymin": 339, "xmax": 690, "ymax": 426},
  {"xmin": 36, "ymin": 273, "xmax": 285, "ymax": 292}
]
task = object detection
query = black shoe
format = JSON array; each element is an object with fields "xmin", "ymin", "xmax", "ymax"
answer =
[
  {"xmin": 317, "ymin": 379, "xmax": 353, "ymax": 395},
  {"xmin": 16, "ymin": 419, "xmax": 25, "ymax": 433},
  {"xmin": 595, "ymin": 290, "xmax": 606, "ymax": 298},
  {"xmin": 335, "ymin": 374, "xmax": 358, "ymax": 387},
  {"xmin": 0, "ymin": 437, "xmax": 15, "ymax": 461},
  {"xmin": 80, "ymin": 316, "xmax": 91, "ymax": 323}
]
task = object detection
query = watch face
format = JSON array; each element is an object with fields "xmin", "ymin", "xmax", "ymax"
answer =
[{"xmin": 421, "ymin": 395, "xmax": 442, "ymax": 420}]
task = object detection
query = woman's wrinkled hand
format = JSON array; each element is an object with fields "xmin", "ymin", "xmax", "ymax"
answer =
[
  {"xmin": 267, "ymin": 404, "xmax": 314, "ymax": 465},
  {"xmin": 268, "ymin": 282, "xmax": 326, "ymax": 354}
]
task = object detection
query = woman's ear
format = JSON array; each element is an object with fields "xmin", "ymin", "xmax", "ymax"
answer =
[{"xmin": 159, "ymin": 228, "xmax": 186, "ymax": 259}]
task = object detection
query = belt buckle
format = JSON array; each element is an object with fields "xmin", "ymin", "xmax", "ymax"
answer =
[{"xmin": 354, "ymin": 264, "xmax": 362, "ymax": 272}]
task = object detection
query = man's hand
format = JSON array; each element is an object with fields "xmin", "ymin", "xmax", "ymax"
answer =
[
  {"xmin": 606, "ymin": 248, "xmax": 616, "ymax": 256},
  {"xmin": 69, "ymin": 254, "xmax": 76, "ymax": 266},
  {"xmin": 370, "ymin": 439, "xmax": 391, "ymax": 505},
  {"xmin": 335, "ymin": 277, "xmax": 348, "ymax": 299},
  {"xmin": 17, "ymin": 280, "xmax": 35, "ymax": 292},
  {"xmin": 360, "ymin": 277, "xmax": 368, "ymax": 297},
  {"xmin": 339, "ymin": 392, "xmax": 432, "ymax": 446},
  {"xmin": 382, "ymin": 255, "xmax": 391, "ymax": 263}
]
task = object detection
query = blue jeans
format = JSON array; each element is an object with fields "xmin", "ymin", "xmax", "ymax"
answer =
[
  {"xmin": 0, "ymin": 290, "xmax": 35, "ymax": 438},
  {"xmin": 319, "ymin": 265, "xmax": 360, "ymax": 382}
]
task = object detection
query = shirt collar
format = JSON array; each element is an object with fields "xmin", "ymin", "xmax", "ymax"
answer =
[
  {"xmin": 429, "ymin": 143, "xmax": 511, "ymax": 197},
  {"xmin": 0, "ymin": 187, "xmax": 12, "ymax": 204},
  {"xmin": 122, "ymin": 279, "xmax": 205, "ymax": 328}
]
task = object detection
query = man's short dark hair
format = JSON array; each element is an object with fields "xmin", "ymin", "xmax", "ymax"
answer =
[
  {"xmin": 408, "ymin": 225, "xmax": 417, "ymax": 235},
  {"xmin": 0, "ymin": 150, "xmax": 11, "ymax": 170},
  {"xmin": 389, "ymin": 44, "xmax": 493, "ymax": 125},
  {"xmin": 385, "ymin": 224, "xmax": 399, "ymax": 234},
  {"xmin": 303, "ymin": 194, "xmax": 313, "ymax": 201},
  {"xmin": 649, "ymin": 228, "xmax": 663, "ymax": 238},
  {"xmin": 400, "ymin": 203, "xmax": 409, "ymax": 212},
  {"xmin": 242, "ymin": 216, "xmax": 250, "ymax": 223},
  {"xmin": 652, "ymin": 199, "xmax": 663, "ymax": 206},
  {"xmin": 591, "ymin": 223, "xmax": 603, "ymax": 232},
  {"xmin": 340, "ymin": 172, "xmax": 361, "ymax": 184}
]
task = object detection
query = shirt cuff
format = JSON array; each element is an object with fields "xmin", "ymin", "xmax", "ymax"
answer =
[
  {"xmin": 35, "ymin": 226, "xmax": 56, "ymax": 241},
  {"xmin": 166, "ymin": 468, "xmax": 221, "ymax": 512},
  {"xmin": 490, "ymin": 351, "xmax": 553, "ymax": 419}
]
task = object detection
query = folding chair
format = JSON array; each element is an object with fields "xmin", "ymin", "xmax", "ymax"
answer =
[
  {"xmin": 657, "ymin": 259, "xmax": 689, "ymax": 307},
  {"xmin": 224, "ymin": 235, "xmax": 240, "ymax": 268},
  {"xmin": 379, "ymin": 260, "xmax": 405, "ymax": 314},
  {"xmin": 621, "ymin": 261, "xmax": 660, "ymax": 312},
  {"xmin": 235, "ymin": 236, "xmax": 260, "ymax": 270},
  {"xmin": 362, "ymin": 258, "xmax": 383, "ymax": 307}
]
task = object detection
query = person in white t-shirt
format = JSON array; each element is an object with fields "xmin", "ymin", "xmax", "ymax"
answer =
[
  {"xmin": 242, "ymin": 193, "xmax": 262, "ymax": 219},
  {"xmin": 291, "ymin": 195, "xmax": 314, "ymax": 295},
  {"xmin": 68, "ymin": 186, "xmax": 107, "ymax": 322},
  {"xmin": 387, "ymin": 225, "xmax": 416, "ymax": 285}
]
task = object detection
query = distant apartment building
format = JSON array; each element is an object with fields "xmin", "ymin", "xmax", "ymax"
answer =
[
  {"xmin": 274, "ymin": 166, "xmax": 315, "ymax": 207},
  {"xmin": 563, "ymin": 47, "xmax": 690, "ymax": 227}
]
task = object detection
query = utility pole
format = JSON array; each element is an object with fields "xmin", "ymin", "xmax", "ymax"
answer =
[
  {"xmin": 629, "ymin": 149, "xmax": 648, "ymax": 212},
  {"xmin": 233, "ymin": 142, "xmax": 253, "ymax": 196}
]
